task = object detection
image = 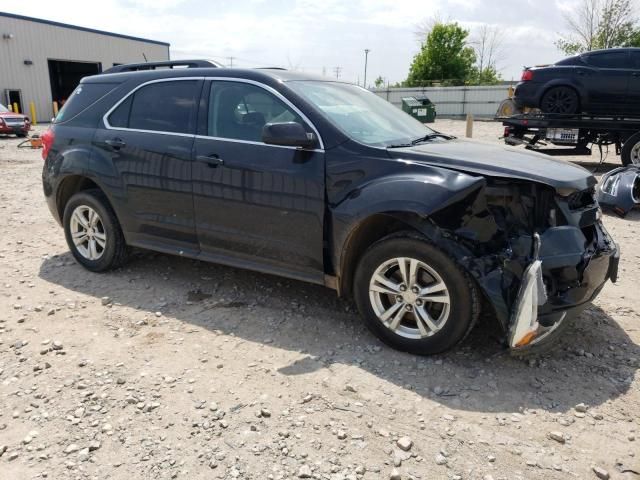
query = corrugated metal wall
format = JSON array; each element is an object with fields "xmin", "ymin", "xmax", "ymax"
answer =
[
  {"xmin": 373, "ymin": 85, "xmax": 512, "ymax": 117},
  {"xmin": 0, "ymin": 14, "xmax": 169, "ymax": 121}
]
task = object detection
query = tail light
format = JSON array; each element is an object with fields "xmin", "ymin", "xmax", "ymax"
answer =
[
  {"xmin": 521, "ymin": 69, "xmax": 534, "ymax": 81},
  {"xmin": 41, "ymin": 128, "xmax": 54, "ymax": 161},
  {"xmin": 504, "ymin": 126, "xmax": 512, "ymax": 137}
]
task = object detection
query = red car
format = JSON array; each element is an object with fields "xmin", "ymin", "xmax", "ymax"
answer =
[{"xmin": 0, "ymin": 103, "xmax": 30, "ymax": 137}]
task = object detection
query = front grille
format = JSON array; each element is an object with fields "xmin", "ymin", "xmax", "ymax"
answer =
[
  {"xmin": 567, "ymin": 187, "xmax": 596, "ymax": 210},
  {"xmin": 3, "ymin": 116, "xmax": 25, "ymax": 126}
]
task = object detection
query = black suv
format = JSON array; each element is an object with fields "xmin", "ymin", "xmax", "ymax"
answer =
[
  {"xmin": 515, "ymin": 47, "xmax": 640, "ymax": 115},
  {"xmin": 42, "ymin": 62, "xmax": 619, "ymax": 355}
]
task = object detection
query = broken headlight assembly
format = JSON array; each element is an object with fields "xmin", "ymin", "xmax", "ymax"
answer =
[{"xmin": 596, "ymin": 166, "xmax": 640, "ymax": 217}]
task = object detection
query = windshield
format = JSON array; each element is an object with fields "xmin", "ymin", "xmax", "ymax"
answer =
[
  {"xmin": 0, "ymin": 103, "xmax": 9, "ymax": 113},
  {"xmin": 287, "ymin": 81, "xmax": 433, "ymax": 147}
]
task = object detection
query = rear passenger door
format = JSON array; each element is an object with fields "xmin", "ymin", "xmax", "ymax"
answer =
[
  {"xmin": 191, "ymin": 79, "xmax": 326, "ymax": 282},
  {"xmin": 93, "ymin": 78, "xmax": 203, "ymax": 253},
  {"xmin": 581, "ymin": 50, "xmax": 631, "ymax": 114}
]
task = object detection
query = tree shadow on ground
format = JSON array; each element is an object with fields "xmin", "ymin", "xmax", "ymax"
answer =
[{"xmin": 39, "ymin": 250, "xmax": 638, "ymax": 415}]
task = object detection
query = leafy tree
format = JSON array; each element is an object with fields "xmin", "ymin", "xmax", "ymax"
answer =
[
  {"xmin": 469, "ymin": 66, "xmax": 501, "ymax": 85},
  {"xmin": 406, "ymin": 22, "xmax": 476, "ymax": 86},
  {"xmin": 374, "ymin": 76, "xmax": 385, "ymax": 88},
  {"xmin": 556, "ymin": 0, "xmax": 640, "ymax": 55}
]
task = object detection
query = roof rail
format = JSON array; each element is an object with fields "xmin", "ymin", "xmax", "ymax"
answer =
[{"xmin": 102, "ymin": 59, "xmax": 224, "ymax": 74}]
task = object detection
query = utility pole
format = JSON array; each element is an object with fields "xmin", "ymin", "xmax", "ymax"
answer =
[
  {"xmin": 363, "ymin": 49, "xmax": 370, "ymax": 89},
  {"xmin": 228, "ymin": 56, "xmax": 235, "ymax": 67},
  {"xmin": 333, "ymin": 66, "xmax": 342, "ymax": 79}
]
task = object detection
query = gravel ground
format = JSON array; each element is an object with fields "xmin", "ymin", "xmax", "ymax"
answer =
[{"xmin": 1, "ymin": 121, "xmax": 639, "ymax": 480}]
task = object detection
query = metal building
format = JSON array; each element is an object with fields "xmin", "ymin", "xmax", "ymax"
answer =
[{"xmin": 0, "ymin": 11, "xmax": 169, "ymax": 121}]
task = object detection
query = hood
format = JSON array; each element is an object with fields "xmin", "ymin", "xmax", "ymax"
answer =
[
  {"xmin": 0, "ymin": 111, "xmax": 27, "ymax": 118},
  {"xmin": 387, "ymin": 138, "xmax": 595, "ymax": 192}
]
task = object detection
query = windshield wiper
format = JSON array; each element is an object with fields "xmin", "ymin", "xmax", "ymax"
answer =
[
  {"xmin": 386, "ymin": 132, "xmax": 456, "ymax": 149},
  {"xmin": 411, "ymin": 132, "xmax": 456, "ymax": 145}
]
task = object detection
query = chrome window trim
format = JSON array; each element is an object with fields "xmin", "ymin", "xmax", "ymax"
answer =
[
  {"xmin": 193, "ymin": 134, "xmax": 324, "ymax": 153},
  {"xmin": 102, "ymin": 76, "xmax": 204, "ymax": 137},
  {"xmin": 102, "ymin": 76, "xmax": 325, "ymax": 150},
  {"xmin": 202, "ymin": 77, "xmax": 325, "ymax": 150}
]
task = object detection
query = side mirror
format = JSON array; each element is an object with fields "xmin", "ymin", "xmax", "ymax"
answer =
[{"xmin": 262, "ymin": 122, "xmax": 316, "ymax": 148}]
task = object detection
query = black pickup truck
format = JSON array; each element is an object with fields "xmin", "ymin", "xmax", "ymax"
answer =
[{"xmin": 41, "ymin": 61, "xmax": 619, "ymax": 355}]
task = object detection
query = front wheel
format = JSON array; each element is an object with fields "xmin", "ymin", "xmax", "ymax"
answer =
[
  {"xmin": 63, "ymin": 189, "xmax": 128, "ymax": 272},
  {"xmin": 353, "ymin": 235, "xmax": 479, "ymax": 355}
]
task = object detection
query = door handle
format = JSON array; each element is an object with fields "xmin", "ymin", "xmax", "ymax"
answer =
[
  {"xmin": 633, "ymin": 72, "xmax": 640, "ymax": 77},
  {"xmin": 196, "ymin": 154, "xmax": 224, "ymax": 167},
  {"xmin": 104, "ymin": 138, "xmax": 126, "ymax": 149}
]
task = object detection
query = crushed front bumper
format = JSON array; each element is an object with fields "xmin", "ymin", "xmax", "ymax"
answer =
[{"xmin": 509, "ymin": 221, "xmax": 618, "ymax": 350}]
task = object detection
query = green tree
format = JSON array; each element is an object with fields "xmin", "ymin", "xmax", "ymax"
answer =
[
  {"xmin": 373, "ymin": 76, "xmax": 385, "ymax": 88},
  {"xmin": 406, "ymin": 22, "xmax": 476, "ymax": 86},
  {"xmin": 556, "ymin": 0, "xmax": 640, "ymax": 55},
  {"xmin": 470, "ymin": 66, "xmax": 501, "ymax": 85}
]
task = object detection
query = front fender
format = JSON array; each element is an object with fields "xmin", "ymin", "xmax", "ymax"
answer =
[{"xmin": 330, "ymin": 168, "xmax": 486, "ymax": 290}]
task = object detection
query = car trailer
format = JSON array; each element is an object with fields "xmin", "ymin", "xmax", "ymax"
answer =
[{"xmin": 500, "ymin": 113, "xmax": 640, "ymax": 166}]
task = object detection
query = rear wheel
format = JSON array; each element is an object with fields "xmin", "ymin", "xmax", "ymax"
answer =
[
  {"xmin": 540, "ymin": 86, "xmax": 580, "ymax": 114},
  {"xmin": 621, "ymin": 132, "xmax": 640, "ymax": 166},
  {"xmin": 353, "ymin": 235, "xmax": 479, "ymax": 355},
  {"xmin": 63, "ymin": 189, "xmax": 128, "ymax": 272}
]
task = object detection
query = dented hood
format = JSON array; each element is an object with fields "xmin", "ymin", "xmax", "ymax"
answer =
[{"xmin": 387, "ymin": 138, "xmax": 596, "ymax": 192}]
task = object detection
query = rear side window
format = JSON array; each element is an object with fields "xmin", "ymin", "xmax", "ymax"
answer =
[
  {"xmin": 584, "ymin": 51, "xmax": 629, "ymax": 68},
  {"xmin": 54, "ymin": 83, "xmax": 118, "ymax": 123},
  {"xmin": 107, "ymin": 80, "xmax": 199, "ymax": 134}
]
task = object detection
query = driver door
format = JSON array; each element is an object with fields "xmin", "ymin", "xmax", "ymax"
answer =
[{"xmin": 192, "ymin": 80, "xmax": 326, "ymax": 282}]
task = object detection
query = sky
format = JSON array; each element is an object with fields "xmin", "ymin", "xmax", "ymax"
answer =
[{"xmin": 0, "ymin": 0, "xmax": 617, "ymax": 85}]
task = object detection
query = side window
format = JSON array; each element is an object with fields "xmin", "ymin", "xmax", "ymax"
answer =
[
  {"xmin": 108, "ymin": 80, "xmax": 199, "ymax": 134},
  {"xmin": 631, "ymin": 51, "xmax": 640, "ymax": 69},
  {"xmin": 585, "ymin": 51, "xmax": 629, "ymax": 69},
  {"xmin": 208, "ymin": 81, "xmax": 304, "ymax": 142}
]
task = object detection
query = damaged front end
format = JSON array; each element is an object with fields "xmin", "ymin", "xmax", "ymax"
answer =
[{"xmin": 425, "ymin": 177, "xmax": 619, "ymax": 351}]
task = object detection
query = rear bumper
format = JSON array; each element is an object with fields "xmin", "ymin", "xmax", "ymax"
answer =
[{"xmin": 513, "ymin": 81, "xmax": 542, "ymax": 108}]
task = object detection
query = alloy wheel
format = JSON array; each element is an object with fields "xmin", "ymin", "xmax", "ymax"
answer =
[
  {"xmin": 69, "ymin": 205, "xmax": 106, "ymax": 261},
  {"xmin": 368, "ymin": 257, "xmax": 451, "ymax": 339},
  {"xmin": 542, "ymin": 88, "xmax": 578, "ymax": 114}
]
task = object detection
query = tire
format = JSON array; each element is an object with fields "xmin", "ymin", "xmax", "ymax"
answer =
[
  {"xmin": 16, "ymin": 133, "xmax": 27, "ymax": 138},
  {"xmin": 353, "ymin": 234, "xmax": 479, "ymax": 355},
  {"xmin": 540, "ymin": 86, "xmax": 580, "ymax": 114},
  {"xmin": 62, "ymin": 189, "xmax": 128, "ymax": 272},
  {"xmin": 621, "ymin": 131, "xmax": 640, "ymax": 166}
]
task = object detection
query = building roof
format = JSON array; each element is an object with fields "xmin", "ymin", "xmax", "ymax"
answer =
[{"xmin": 0, "ymin": 11, "xmax": 170, "ymax": 47}]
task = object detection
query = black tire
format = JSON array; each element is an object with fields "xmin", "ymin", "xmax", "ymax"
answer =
[
  {"xmin": 16, "ymin": 133, "xmax": 27, "ymax": 138},
  {"xmin": 62, "ymin": 189, "xmax": 128, "ymax": 272},
  {"xmin": 621, "ymin": 131, "xmax": 640, "ymax": 166},
  {"xmin": 540, "ymin": 86, "xmax": 580, "ymax": 114},
  {"xmin": 353, "ymin": 234, "xmax": 479, "ymax": 355}
]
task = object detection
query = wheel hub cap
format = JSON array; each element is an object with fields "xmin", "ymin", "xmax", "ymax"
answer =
[
  {"xmin": 70, "ymin": 205, "xmax": 106, "ymax": 261},
  {"xmin": 369, "ymin": 257, "xmax": 451, "ymax": 339}
]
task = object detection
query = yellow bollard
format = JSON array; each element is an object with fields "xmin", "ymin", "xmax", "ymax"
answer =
[
  {"xmin": 13, "ymin": 102, "xmax": 19, "ymax": 114},
  {"xmin": 29, "ymin": 101, "xmax": 37, "ymax": 125},
  {"xmin": 465, "ymin": 113, "xmax": 474, "ymax": 138},
  {"xmin": 52, "ymin": 101, "xmax": 59, "ymax": 117}
]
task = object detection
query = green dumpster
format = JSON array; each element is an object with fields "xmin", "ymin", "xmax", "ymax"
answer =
[{"xmin": 401, "ymin": 96, "xmax": 436, "ymax": 123}]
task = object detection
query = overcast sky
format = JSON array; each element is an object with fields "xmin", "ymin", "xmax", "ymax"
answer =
[{"xmin": 1, "ymin": 0, "xmax": 618, "ymax": 85}]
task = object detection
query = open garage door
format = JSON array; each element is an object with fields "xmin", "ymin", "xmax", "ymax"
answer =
[{"xmin": 48, "ymin": 59, "xmax": 102, "ymax": 108}]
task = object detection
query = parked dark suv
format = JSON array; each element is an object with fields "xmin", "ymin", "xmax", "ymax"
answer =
[
  {"xmin": 42, "ymin": 63, "xmax": 619, "ymax": 355},
  {"xmin": 515, "ymin": 47, "xmax": 640, "ymax": 115}
]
